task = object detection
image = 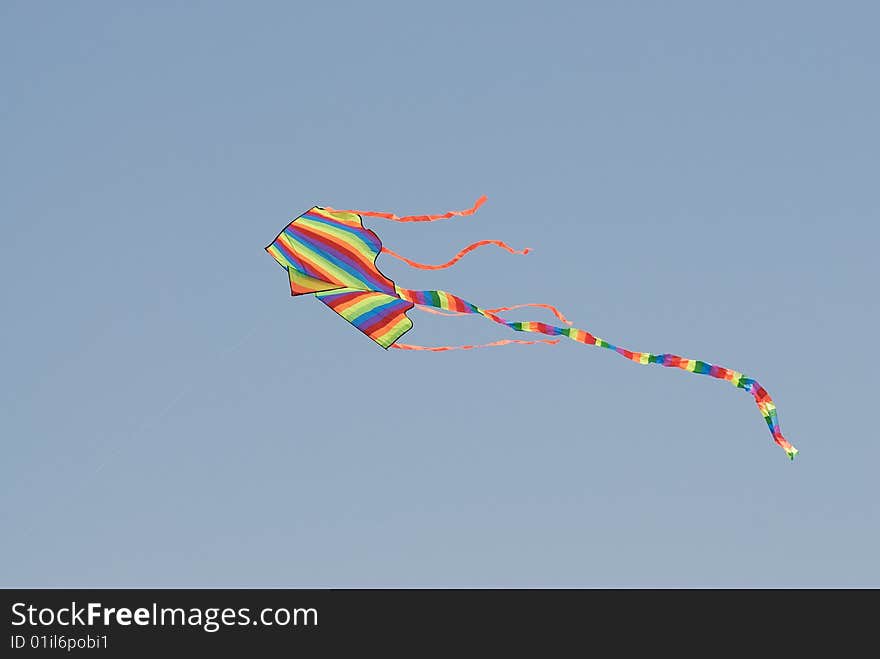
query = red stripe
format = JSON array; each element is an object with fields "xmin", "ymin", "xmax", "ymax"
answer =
[
  {"xmin": 320, "ymin": 290, "xmax": 364, "ymax": 307},
  {"xmin": 752, "ymin": 385, "xmax": 771, "ymax": 402},
  {"xmin": 459, "ymin": 299, "xmax": 475, "ymax": 314},
  {"xmin": 441, "ymin": 293, "xmax": 467, "ymax": 313},
  {"xmin": 276, "ymin": 233, "xmax": 349, "ymax": 288},
  {"xmin": 272, "ymin": 233, "xmax": 306, "ymax": 270},
  {"xmin": 291, "ymin": 223, "xmax": 392, "ymax": 291},
  {"xmin": 359, "ymin": 301, "xmax": 414, "ymax": 337}
]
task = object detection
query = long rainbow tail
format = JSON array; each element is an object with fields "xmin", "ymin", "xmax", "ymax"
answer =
[
  {"xmin": 395, "ymin": 286, "xmax": 797, "ymax": 460},
  {"xmin": 335, "ymin": 196, "xmax": 795, "ymax": 460}
]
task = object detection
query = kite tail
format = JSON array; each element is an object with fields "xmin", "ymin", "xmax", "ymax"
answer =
[
  {"xmin": 382, "ymin": 240, "xmax": 531, "ymax": 270},
  {"xmin": 391, "ymin": 338, "xmax": 560, "ymax": 352},
  {"xmin": 325, "ymin": 196, "xmax": 487, "ymax": 223},
  {"xmin": 395, "ymin": 286, "xmax": 797, "ymax": 460},
  {"xmin": 415, "ymin": 302, "xmax": 573, "ymax": 325}
]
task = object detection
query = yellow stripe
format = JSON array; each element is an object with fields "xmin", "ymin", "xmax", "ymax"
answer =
[
  {"xmin": 334, "ymin": 295, "xmax": 387, "ymax": 318},
  {"xmin": 266, "ymin": 245, "xmax": 292, "ymax": 269},
  {"xmin": 312, "ymin": 207, "xmax": 363, "ymax": 227},
  {"xmin": 266, "ymin": 245, "xmax": 295, "ymax": 268},
  {"xmin": 378, "ymin": 317, "xmax": 413, "ymax": 347},
  {"xmin": 280, "ymin": 233, "xmax": 365, "ymax": 290},
  {"xmin": 288, "ymin": 268, "xmax": 341, "ymax": 294},
  {"xmin": 296, "ymin": 217, "xmax": 376, "ymax": 256},
  {"xmin": 437, "ymin": 290, "xmax": 453, "ymax": 311}
]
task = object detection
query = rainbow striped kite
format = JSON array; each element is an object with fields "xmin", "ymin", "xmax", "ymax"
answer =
[{"xmin": 266, "ymin": 197, "xmax": 796, "ymax": 460}]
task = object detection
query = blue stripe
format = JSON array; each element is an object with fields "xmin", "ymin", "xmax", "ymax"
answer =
[
  {"xmin": 269, "ymin": 236, "xmax": 307, "ymax": 273},
  {"xmin": 284, "ymin": 229, "xmax": 390, "ymax": 292},
  {"xmin": 349, "ymin": 298, "xmax": 410, "ymax": 328},
  {"xmin": 300, "ymin": 213, "xmax": 382, "ymax": 254},
  {"xmin": 268, "ymin": 245, "xmax": 296, "ymax": 270}
]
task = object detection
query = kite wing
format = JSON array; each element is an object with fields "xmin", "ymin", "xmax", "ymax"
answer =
[
  {"xmin": 265, "ymin": 206, "xmax": 414, "ymax": 348},
  {"xmin": 315, "ymin": 288, "xmax": 413, "ymax": 349}
]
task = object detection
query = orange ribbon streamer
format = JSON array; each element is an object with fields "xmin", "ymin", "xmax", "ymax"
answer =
[
  {"xmin": 390, "ymin": 338, "xmax": 560, "ymax": 352},
  {"xmin": 326, "ymin": 196, "xmax": 488, "ymax": 223}
]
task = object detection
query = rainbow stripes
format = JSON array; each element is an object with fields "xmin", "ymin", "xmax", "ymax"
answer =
[
  {"xmin": 266, "ymin": 207, "xmax": 414, "ymax": 348},
  {"xmin": 316, "ymin": 289, "xmax": 413, "ymax": 349},
  {"xmin": 267, "ymin": 207, "xmax": 397, "ymax": 295}
]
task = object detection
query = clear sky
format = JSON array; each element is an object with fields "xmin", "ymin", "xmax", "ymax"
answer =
[{"xmin": 2, "ymin": 1, "xmax": 877, "ymax": 586}]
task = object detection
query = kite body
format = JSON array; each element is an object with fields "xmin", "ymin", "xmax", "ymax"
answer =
[
  {"xmin": 266, "ymin": 207, "xmax": 413, "ymax": 347},
  {"xmin": 266, "ymin": 198, "xmax": 797, "ymax": 460}
]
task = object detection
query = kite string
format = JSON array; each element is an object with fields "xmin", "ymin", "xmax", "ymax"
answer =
[
  {"xmin": 325, "ymin": 195, "xmax": 487, "ymax": 223},
  {"xmin": 382, "ymin": 240, "xmax": 531, "ymax": 271},
  {"xmin": 395, "ymin": 286, "xmax": 797, "ymax": 460}
]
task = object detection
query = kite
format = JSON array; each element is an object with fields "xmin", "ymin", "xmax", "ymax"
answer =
[{"xmin": 265, "ymin": 197, "xmax": 797, "ymax": 460}]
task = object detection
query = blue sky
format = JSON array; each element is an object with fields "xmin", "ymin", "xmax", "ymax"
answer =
[{"xmin": 1, "ymin": 1, "xmax": 877, "ymax": 586}]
